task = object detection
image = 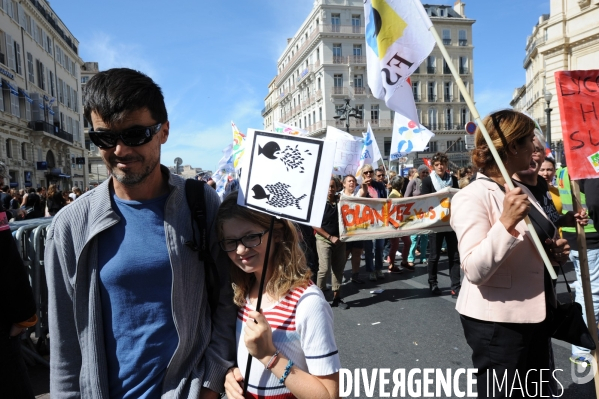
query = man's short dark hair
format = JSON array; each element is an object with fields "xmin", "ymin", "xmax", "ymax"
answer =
[
  {"xmin": 1, "ymin": 185, "xmax": 8, "ymax": 192},
  {"xmin": 36, "ymin": 187, "xmax": 43, "ymax": 193},
  {"xmin": 28, "ymin": 187, "xmax": 36, "ymax": 194},
  {"xmin": 83, "ymin": 68, "xmax": 167, "ymax": 128}
]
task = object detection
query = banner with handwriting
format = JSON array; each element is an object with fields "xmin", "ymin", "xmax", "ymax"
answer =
[{"xmin": 338, "ymin": 188, "xmax": 459, "ymax": 241}]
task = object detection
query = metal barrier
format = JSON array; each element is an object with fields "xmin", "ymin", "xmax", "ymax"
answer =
[{"xmin": 9, "ymin": 216, "xmax": 54, "ymax": 368}]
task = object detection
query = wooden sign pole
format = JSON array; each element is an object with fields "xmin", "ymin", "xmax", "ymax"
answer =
[{"xmin": 571, "ymin": 180, "xmax": 599, "ymax": 395}]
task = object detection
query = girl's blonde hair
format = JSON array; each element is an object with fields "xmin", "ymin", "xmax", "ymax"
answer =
[{"xmin": 216, "ymin": 192, "xmax": 312, "ymax": 307}]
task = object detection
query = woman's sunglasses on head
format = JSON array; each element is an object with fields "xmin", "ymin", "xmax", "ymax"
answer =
[{"xmin": 88, "ymin": 123, "xmax": 163, "ymax": 149}]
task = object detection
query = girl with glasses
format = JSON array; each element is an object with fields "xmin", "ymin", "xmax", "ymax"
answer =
[{"xmin": 217, "ymin": 193, "xmax": 340, "ymax": 399}]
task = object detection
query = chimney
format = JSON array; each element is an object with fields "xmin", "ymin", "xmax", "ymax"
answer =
[
  {"xmin": 453, "ymin": 0, "xmax": 466, "ymax": 17},
  {"xmin": 287, "ymin": 38, "xmax": 293, "ymax": 44}
]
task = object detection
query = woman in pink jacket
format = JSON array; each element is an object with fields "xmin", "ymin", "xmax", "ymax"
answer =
[{"xmin": 450, "ymin": 110, "xmax": 569, "ymax": 398}]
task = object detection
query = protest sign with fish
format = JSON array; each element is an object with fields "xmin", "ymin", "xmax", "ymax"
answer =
[{"xmin": 237, "ymin": 130, "xmax": 336, "ymax": 227}]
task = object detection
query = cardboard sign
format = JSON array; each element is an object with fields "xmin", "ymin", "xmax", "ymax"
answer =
[
  {"xmin": 554, "ymin": 70, "xmax": 599, "ymax": 180},
  {"xmin": 338, "ymin": 188, "xmax": 459, "ymax": 242},
  {"xmin": 237, "ymin": 130, "xmax": 336, "ymax": 227},
  {"xmin": 326, "ymin": 126, "xmax": 363, "ymax": 176}
]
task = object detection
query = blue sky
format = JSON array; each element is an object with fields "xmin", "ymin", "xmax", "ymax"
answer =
[{"xmin": 52, "ymin": 0, "xmax": 550, "ymax": 172}]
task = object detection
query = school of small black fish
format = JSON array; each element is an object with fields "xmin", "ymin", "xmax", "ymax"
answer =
[
  {"xmin": 279, "ymin": 145, "xmax": 312, "ymax": 172},
  {"xmin": 263, "ymin": 182, "xmax": 306, "ymax": 210}
]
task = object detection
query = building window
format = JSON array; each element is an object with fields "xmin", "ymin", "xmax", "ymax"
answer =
[
  {"xmin": 442, "ymin": 29, "xmax": 451, "ymax": 45},
  {"xmin": 423, "ymin": 141, "xmax": 438, "ymax": 153},
  {"xmin": 14, "ymin": 41, "xmax": 22, "ymax": 75},
  {"xmin": 333, "ymin": 74, "xmax": 343, "ymax": 94},
  {"xmin": 6, "ymin": 139, "xmax": 12, "ymax": 158},
  {"xmin": 352, "ymin": 15, "xmax": 361, "ymax": 32},
  {"xmin": 333, "ymin": 44, "xmax": 342, "ymax": 63},
  {"xmin": 36, "ymin": 60, "xmax": 45, "ymax": 90},
  {"xmin": 461, "ymin": 108, "xmax": 468, "ymax": 126},
  {"xmin": 445, "ymin": 108, "xmax": 453, "ymax": 128},
  {"xmin": 353, "ymin": 44, "xmax": 362, "ymax": 61},
  {"xmin": 319, "ymin": 107, "xmax": 322, "ymax": 121},
  {"xmin": 459, "ymin": 30, "xmax": 467, "ymax": 46},
  {"xmin": 443, "ymin": 60, "xmax": 451, "ymax": 74},
  {"xmin": 444, "ymin": 82, "xmax": 452, "ymax": 102},
  {"xmin": 371, "ymin": 104, "xmax": 379, "ymax": 122},
  {"xmin": 19, "ymin": 91, "xmax": 31, "ymax": 121},
  {"xmin": 331, "ymin": 13, "xmax": 340, "ymax": 32},
  {"xmin": 354, "ymin": 74, "xmax": 364, "ymax": 93},
  {"xmin": 459, "ymin": 57, "xmax": 468, "ymax": 74},
  {"xmin": 21, "ymin": 142, "xmax": 27, "ymax": 160},
  {"xmin": 447, "ymin": 139, "xmax": 465, "ymax": 152},
  {"xmin": 26, "ymin": 53, "xmax": 34, "ymax": 83},
  {"xmin": 384, "ymin": 137, "xmax": 392, "ymax": 157},
  {"xmin": 49, "ymin": 70, "xmax": 55, "ymax": 97},
  {"xmin": 428, "ymin": 109, "xmax": 437, "ymax": 130},
  {"xmin": 412, "ymin": 81, "xmax": 420, "ymax": 101},
  {"xmin": 428, "ymin": 82, "xmax": 436, "ymax": 102},
  {"xmin": 427, "ymin": 56, "xmax": 436, "ymax": 74}
]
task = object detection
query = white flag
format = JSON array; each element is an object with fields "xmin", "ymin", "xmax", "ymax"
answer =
[
  {"xmin": 358, "ymin": 123, "xmax": 382, "ymax": 169},
  {"xmin": 390, "ymin": 113, "xmax": 435, "ymax": 160},
  {"xmin": 364, "ymin": 0, "xmax": 434, "ymax": 116}
]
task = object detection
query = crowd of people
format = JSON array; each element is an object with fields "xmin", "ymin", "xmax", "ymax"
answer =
[
  {"xmin": 3, "ymin": 68, "xmax": 598, "ymax": 399},
  {"xmin": 0, "ymin": 184, "xmax": 90, "ymax": 221}
]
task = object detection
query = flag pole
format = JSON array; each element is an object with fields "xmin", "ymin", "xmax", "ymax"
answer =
[{"xmin": 427, "ymin": 27, "xmax": 557, "ymax": 279}]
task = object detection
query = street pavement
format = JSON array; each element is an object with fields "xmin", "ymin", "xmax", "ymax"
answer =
[
  {"xmin": 27, "ymin": 252, "xmax": 596, "ymax": 398},
  {"xmin": 330, "ymin": 252, "xmax": 596, "ymax": 398}
]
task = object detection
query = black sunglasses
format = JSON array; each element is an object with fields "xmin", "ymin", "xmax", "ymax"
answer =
[
  {"xmin": 219, "ymin": 230, "xmax": 269, "ymax": 252},
  {"xmin": 89, "ymin": 123, "xmax": 163, "ymax": 149}
]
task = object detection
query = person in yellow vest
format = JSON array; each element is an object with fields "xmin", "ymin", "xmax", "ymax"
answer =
[{"xmin": 556, "ymin": 167, "xmax": 599, "ymax": 367}]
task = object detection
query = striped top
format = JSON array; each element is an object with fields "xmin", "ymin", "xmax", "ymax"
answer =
[{"xmin": 236, "ymin": 283, "xmax": 340, "ymax": 398}]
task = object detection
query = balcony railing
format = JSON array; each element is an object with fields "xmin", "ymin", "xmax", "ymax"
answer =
[
  {"xmin": 333, "ymin": 56, "xmax": 345, "ymax": 64},
  {"xmin": 427, "ymin": 66, "xmax": 436, "ymax": 74},
  {"xmin": 443, "ymin": 66, "xmax": 451, "ymax": 74},
  {"xmin": 349, "ymin": 55, "xmax": 366, "ymax": 64},
  {"xmin": 413, "ymin": 95, "xmax": 422, "ymax": 102},
  {"xmin": 323, "ymin": 24, "xmax": 365, "ymax": 34},
  {"xmin": 428, "ymin": 94, "xmax": 437, "ymax": 102},
  {"xmin": 459, "ymin": 67, "xmax": 469, "ymax": 74},
  {"xmin": 444, "ymin": 95, "xmax": 452, "ymax": 102},
  {"xmin": 422, "ymin": 123, "xmax": 466, "ymax": 131},
  {"xmin": 29, "ymin": 120, "xmax": 73, "ymax": 142},
  {"xmin": 459, "ymin": 39, "xmax": 468, "ymax": 46},
  {"xmin": 354, "ymin": 86, "xmax": 367, "ymax": 95},
  {"xmin": 331, "ymin": 86, "xmax": 348, "ymax": 95},
  {"xmin": 296, "ymin": 65, "xmax": 313, "ymax": 82},
  {"xmin": 443, "ymin": 39, "xmax": 451, "ymax": 45}
]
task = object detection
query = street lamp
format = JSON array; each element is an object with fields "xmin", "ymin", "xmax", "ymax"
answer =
[
  {"xmin": 544, "ymin": 90, "xmax": 553, "ymax": 147},
  {"xmin": 333, "ymin": 98, "xmax": 363, "ymax": 133}
]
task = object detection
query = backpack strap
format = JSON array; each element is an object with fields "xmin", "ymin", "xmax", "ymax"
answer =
[{"xmin": 185, "ymin": 179, "xmax": 220, "ymax": 314}]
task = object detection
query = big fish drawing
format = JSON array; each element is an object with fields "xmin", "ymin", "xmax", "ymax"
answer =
[
  {"xmin": 258, "ymin": 142, "xmax": 281, "ymax": 160},
  {"xmin": 251, "ymin": 183, "xmax": 306, "ymax": 210}
]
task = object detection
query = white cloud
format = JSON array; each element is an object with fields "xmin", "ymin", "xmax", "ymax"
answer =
[
  {"xmin": 161, "ymin": 97, "xmax": 262, "ymax": 172},
  {"xmin": 80, "ymin": 33, "xmax": 158, "ymax": 79}
]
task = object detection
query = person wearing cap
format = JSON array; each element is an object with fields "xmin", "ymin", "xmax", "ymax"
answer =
[{"xmin": 404, "ymin": 164, "xmax": 431, "ymax": 268}]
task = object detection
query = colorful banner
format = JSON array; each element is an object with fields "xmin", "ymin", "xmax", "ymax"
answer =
[
  {"xmin": 554, "ymin": 70, "xmax": 599, "ymax": 180},
  {"xmin": 274, "ymin": 121, "xmax": 308, "ymax": 136},
  {"xmin": 390, "ymin": 113, "xmax": 435, "ymax": 160},
  {"xmin": 364, "ymin": 0, "xmax": 434, "ymax": 119},
  {"xmin": 231, "ymin": 121, "xmax": 246, "ymax": 169},
  {"xmin": 338, "ymin": 188, "xmax": 459, "ymax": 241}
]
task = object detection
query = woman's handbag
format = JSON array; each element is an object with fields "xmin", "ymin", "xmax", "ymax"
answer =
[{"xmin": 547, "ymin": 265, "xmax": 596, "ymax": 350}]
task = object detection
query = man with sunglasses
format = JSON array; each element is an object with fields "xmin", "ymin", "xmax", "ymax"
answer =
[{"xmin": 44, "ymin": 68, "xmax": 236, "ymax": 399}]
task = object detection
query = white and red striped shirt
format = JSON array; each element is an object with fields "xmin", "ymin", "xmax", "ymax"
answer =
[{"xmin": 236, "ymin": 283, "xmax": 340, "ymax": 399}]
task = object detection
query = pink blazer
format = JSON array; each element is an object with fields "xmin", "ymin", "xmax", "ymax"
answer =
[{"xmin": 450, "ymin": 175, "xmax": 556, "ymax": 323}]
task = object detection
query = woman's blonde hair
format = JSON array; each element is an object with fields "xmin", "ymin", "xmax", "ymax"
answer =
[
  {"xmin": 472, "ymin": 109, "xmax": 535, "ymax": 171},
  {"xmin": 47, "ymin": 184, "xmax": 57, "ymax": 198},
  {"xmin": 216, "ymin": 192, "xmax": 312, "ymax": 307}
]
